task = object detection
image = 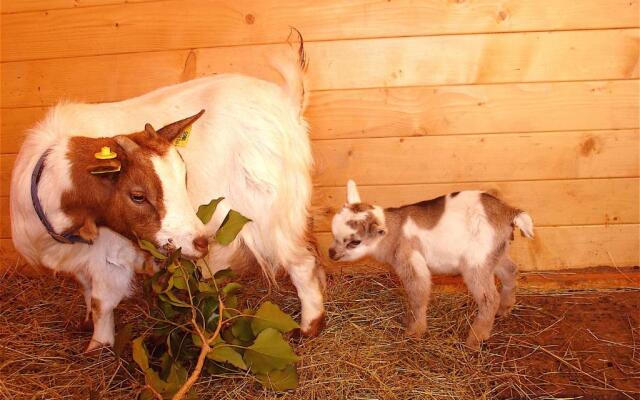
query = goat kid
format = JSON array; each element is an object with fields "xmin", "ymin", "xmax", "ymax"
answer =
[{"xmin": 329, "ymin": 180, "xmax": 534, "ymax": 349}]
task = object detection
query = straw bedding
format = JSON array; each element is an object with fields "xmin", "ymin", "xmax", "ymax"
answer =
[{"xmin": 1, "ymin": 266, "xmax": 638, "ymax": 400}]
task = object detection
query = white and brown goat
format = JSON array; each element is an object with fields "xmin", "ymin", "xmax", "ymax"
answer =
[
  {"xmin": 10, "ymin": 44, "xmax": 325, "ymax": 351},
  {"xmin": 329, "ymin": 180, "xmax": 534, "ymax": 349}
]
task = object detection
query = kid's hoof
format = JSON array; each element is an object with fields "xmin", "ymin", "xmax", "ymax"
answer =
[
  {"xmin": 405, "ymin": 323, "xmax": 427, "ymax": 338},
  {"xmin": 496, "ymin": 304, "xmax": 514, "ymax": 317},
  {"xmin": 464, "ymin": 335, "xmax": 482, "ymax": 351}
]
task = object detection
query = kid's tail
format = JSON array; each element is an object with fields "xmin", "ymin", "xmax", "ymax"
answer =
[
  {"xmin": 271, "ymin": 28, "xmax": 309, "ymax": 116},
  {"xmin": 513, "ymin": 212, "xmax": 534, "ymax": 239}
]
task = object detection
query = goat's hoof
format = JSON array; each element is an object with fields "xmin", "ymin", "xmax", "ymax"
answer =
[
  {"xmin": 298, "ymin": 313, "xmax": 326, "ymax": 338},
  {"xmin": 496, "ymin": 305, "xmax": 514, "ymax": 317},
  {"xmin": 84, "ymin": 340, "xmax": 107, "ymax": 354},
  {"xmin": 464, "ymin": 335, "xmax": 482, "ymax": 351},
  {"xmin": 405, "ymin": 324, "xmax": 427, "ymax": 339}
]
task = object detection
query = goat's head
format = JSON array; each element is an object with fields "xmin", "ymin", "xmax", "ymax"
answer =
[
  {"xmin": 60, "ymin": 110, "xmax": 209, "ymax": 259},
  {"xmin": 329, "ymin": 180, "xmax": 387, "ymax": 262}
]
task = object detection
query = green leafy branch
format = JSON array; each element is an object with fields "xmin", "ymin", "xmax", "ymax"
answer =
[{"xmin": 132, "ymin": 199, "xmax": 300, "ymax": 400}]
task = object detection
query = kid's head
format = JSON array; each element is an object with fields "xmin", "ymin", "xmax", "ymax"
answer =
[{"xmin": 328, "ymin": 180, "xmax": 387, "ymax": 262}]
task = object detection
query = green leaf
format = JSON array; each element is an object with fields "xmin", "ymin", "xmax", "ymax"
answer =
[
  {"xmin": 231, "ymin": 316, "xmax": 254, "ymax": 342},
  {"xmin": 138, "ymin": 239, "xmax": 167, "ymax": 260},
  {"xmin": 198, "ymin": 296, "xmax": 219, "ymax": 329},
  {"xmin": 207, "ymin": 337, "xmax": 248, "ymax": 370},
  {"xmin": 215, "ymin": 210, "xmax": 251, "ymax": 245},
  {"xmin": 132, "ymin": 337, "xmax": 149, "ymax": 371},
  {"xmin": 165, "ymin": 362, "xmax": 188, "ymax": 396},
  {"xmin": 256, "ymin": 364, "xmax": 299, "ymax": 391},
  {"xmin": 197, "ymin": 281, "xmax": 217, "ymax": 294},
  {"xmin": 222, "ymin": 282, "xmax": 242, "ymax": 296},
  {"xmin": 243, "ymin": 328, "xmax": 299, "ymax": 374},
  {"xmin": 139, "ymin": 388, "xmax": 155, "ymax": 400},
  {"xmin": 214, "ymin": 268, "xmax": 234, "ymax": 281},
  {"xmin": 251, "ymin": 301, "xmax": 299, "ymax": 335},
  {"xmin": 152, "ymin": 272, "xmax": 172, "ymax": 294},
  {"xmin": 161, "ymin": 291, "xmax": 191, "ymax": 308},
  {"xmin": 145, "ymin": 368, "xmax": 170, "ymax": 395},
  {"xmin": 197, "ymin": 197, "xmax": 224, "ymax": 224},
  {"xmin": 113, "ymin": 323, "xmax": 133, "ymax": 358},
  {"xmin": 173, "ymin": 269, "xmax": 188, "ymax": 290}
]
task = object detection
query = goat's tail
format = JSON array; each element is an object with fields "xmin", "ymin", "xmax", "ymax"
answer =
[
  {"xmin": 271, "ymin": 28, "xmax": 309, "ymax": 116},
  {"xmin": 513, "ymin": 212, "xmax": 534, "ymax": 239}
]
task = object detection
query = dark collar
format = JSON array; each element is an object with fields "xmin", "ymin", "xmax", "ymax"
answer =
[{"xmin": 31, "ymin": 150, "xmax": 91, "ymax": 245}]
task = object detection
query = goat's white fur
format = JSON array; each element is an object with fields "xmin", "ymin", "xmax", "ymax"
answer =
[{"xmin": 11, "ymin": 48, "xmax": 324, "ymax": 350}]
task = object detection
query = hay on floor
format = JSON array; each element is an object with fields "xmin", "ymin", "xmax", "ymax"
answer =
[{"xmin": 1, "ymin": 266, "xmax": 638, "ymax": 400}]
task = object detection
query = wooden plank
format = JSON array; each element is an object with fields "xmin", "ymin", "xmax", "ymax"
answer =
[
  {"xmin": 311, "ymin": 178, "xmax": 640, "ymax": 232},
  {"xmin": 3, "ymin": 0, "xmax": 639, "ymax": 61},
  {"xmin": 312, "ymin": 129, "xmax": 639, "ymax": 186},
  {"xmin": 316, "ymin": 224, "xmax": 640, "ymax": 272},
  {"xmin": 3, "ymin": 130, "xmax": 638, "ymax": 194},
  {"xmin": 307, "ymin": 80, "xmax": 640, "ymax": 140},
  {"xmin": 3, "ymin": 80, "xmax": 638, "ymax": 153},
  {"xmin": 1, "ymin": 197, "xmax": 10, "ymax": 238},
  {"xmin": 1, "ymin": 107, "xmax": 48, "ymax": 153},
  {"xmin": 3, "ymin": 29, "xmax": 639, "ymax": 108},
  {"xmin": 2, "ymin": 0, "xmax": 152, "ymax": 14},
  {"xmin": 1, "ymin": 154, "xmax": 15, "ymax": 196}
]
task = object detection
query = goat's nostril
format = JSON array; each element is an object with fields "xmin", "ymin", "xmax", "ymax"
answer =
[
  {"xmin": 193, "ymin": 236, "xmax": 209, "ymax": 254},
  {"xmin": 328, "ymin": 248, "xmax": 336, "ymax": 260}
]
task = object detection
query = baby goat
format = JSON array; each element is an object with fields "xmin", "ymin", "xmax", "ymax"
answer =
[{"xmin": 329, "ymin": 180, "xmax": 534, "ymax": 349}]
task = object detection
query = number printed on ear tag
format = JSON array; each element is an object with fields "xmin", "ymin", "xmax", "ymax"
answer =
[{"xmin": 173, "ymin": 125, "xmax": 192, "ymax": 147}]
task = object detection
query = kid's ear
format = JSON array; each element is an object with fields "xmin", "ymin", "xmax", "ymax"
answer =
[
  {"xmin": 368, "ymin": 221, "xmax": 387, "ymax": 237},
  {"xmin": 346, "ymin": 179, "xmax": 361, "ymax": 204}
]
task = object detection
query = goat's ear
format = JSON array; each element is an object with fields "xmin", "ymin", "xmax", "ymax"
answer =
[
  {"xmin": 86, "ymin": 159, "xmax": 121, "ymax": 175},
  {"xmin": 157, "ymin": 109, "xmax": 205, "ymax": 143},
  {"xmin": 114, "ymin": 135, "xmax": 140, "ymax": 154},
  {"xmin": 367, "ymin": 221, "xmax": 387, "ymax": 237},
  {"xmin": 64, "ymin": 217, "xmax": 98, "ymax": 244},
  {"xmin": 346, "ymin": 179, "xmax": 361, "ymax": 204}
]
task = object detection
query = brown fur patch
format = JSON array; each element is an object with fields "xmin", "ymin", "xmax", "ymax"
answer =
[
  {"xmin": 480, "ymin": 193, "xmax": 520, "ymax": 242},
  {"xmin": 387, "ymin": 195, "xmax": 446, "ymax": 230},
  {"xmin": 91, "ymin": 297, "xmax": 101, "ymax": 316},
  {"xmin": 347, "ymin": 203, "xmax": 374, "ymax": 213},
  {"xmin": 302, "ymin": 312, "xmax": 325, "ymax": 337},
  {"xmin": 62, "ymin": 133, "xmax": 166, "ymax": 245},
  {"xmin": 346, "ymin": 211, "xmax": 383, "ymax": 237}
]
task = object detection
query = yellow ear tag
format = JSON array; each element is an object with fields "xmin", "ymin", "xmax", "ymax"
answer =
[
  {"xmin": 173, "ymin": 125, "xmax": 192, "ymax": 147},
  {"xmin": 95, "ymin": 146, "xmax": 117, "ymax": 160},
  {"xmin": 91, "ymin": 146, "xmax": 121, "ymax": 174}
]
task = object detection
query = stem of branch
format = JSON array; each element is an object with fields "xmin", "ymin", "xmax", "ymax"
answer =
[{"xmin": 171, "ymin": 300, "xmax": 225, "ymax": 400}]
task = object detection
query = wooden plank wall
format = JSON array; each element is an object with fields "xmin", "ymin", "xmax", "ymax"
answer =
[{"xmin": 1, "ymin": 0, "xmax": 639, "ymax": 272}]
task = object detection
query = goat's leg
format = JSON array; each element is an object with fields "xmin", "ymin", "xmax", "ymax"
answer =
[
  {"xmin": 75, "ymin": 272, "xmax": 93, "ymax": 331},
  {"xmin": 494, "ymin": 256, "xmax": 518, "ymax": 317},
  {"xmin": 285, "ymin": 253, "xmax": 325, "ymax": 337},
  {"xmin": 462, "ymin": 264, "xmax": 500, "ymax": 350},
  {"xmin": 85, "ymin": 262, "xmax": 133, "ymax": 352},
  {"xmin": 392, "ymin": 251, "xmax": 432, "ymax": 338}
]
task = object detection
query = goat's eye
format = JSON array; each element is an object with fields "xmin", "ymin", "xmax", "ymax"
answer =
[
  {"xmin": 130, "ymin": 192, "xmax": 146, "ymax": 204},
  {"xmin": 347, "ymin": 240, "xmax": 361, "ymax": 249}
]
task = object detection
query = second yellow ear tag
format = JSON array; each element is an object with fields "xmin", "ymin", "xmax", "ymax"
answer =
[{"xmin": 173, "ymin": 125, "xmax": 192, "ymax": 147}]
